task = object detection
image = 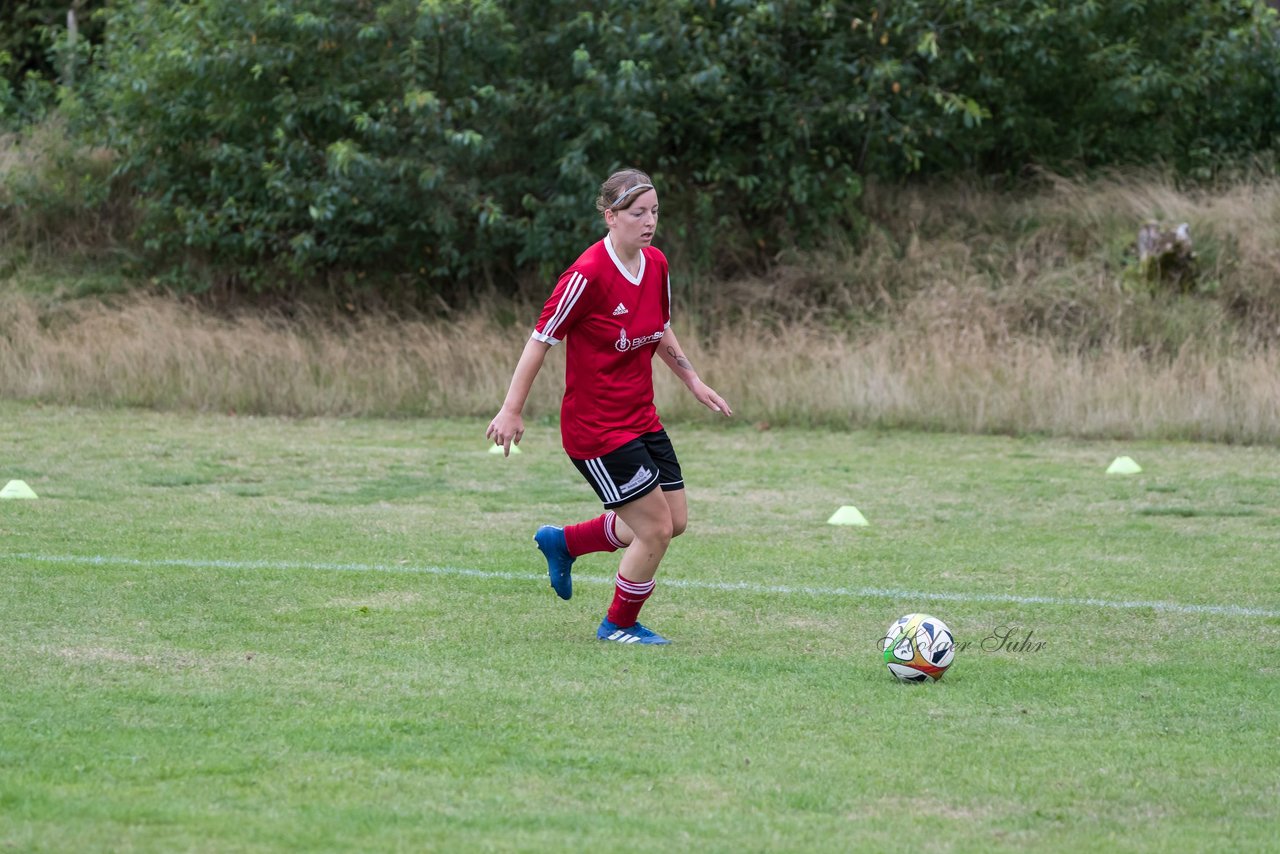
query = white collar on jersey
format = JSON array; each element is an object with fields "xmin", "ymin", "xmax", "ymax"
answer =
[{"xmin": 604, "ymin": 234, "xmax": 645, "ymax": 286}]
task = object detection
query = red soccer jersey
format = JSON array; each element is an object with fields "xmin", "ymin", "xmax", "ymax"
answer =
[{"xmin": 533, "ymin": 235, "xmax": 672, "ymax": 459}]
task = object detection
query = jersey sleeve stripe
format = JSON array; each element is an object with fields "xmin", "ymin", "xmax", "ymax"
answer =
[
  {"xmin": 665, "ymin": 271, "xmax": 672, "ymax": 326},
  {"xmin": 540, "ymin": 271, "xmax": 588, "ymax": 341}
]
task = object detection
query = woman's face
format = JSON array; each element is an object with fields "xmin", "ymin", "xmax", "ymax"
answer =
[{"xmin": 606, "ymin": 188, "xmax": 659, "ymax": 251}]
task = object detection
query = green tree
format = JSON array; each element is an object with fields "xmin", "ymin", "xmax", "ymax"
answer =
[
  {"xmin": 86, "ymin": 0, "xmax": 1280, "ymax": 298},
  {"xmin": 1, "ymin": 1, "xmax": 106, "ymax": 122},
  {"xmin": 906, "ymin": 0, "xmax": 1280, "ymax": 174}
]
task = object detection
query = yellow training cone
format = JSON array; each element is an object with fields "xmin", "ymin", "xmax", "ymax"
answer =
[
  {"xmin": 488, "ymin": 443, "xmax": 522, "ymax": 455},
  {"xmin": 827, "ymin": 505, "xmax": 868, "ymax": 526},
  {"xmin": 1106, "ymin": 456, "xmax": 1142, "ymax": 475},
  {"xmin": 0, "ymin": 479, "xmax": 38, "ymax": 499}
]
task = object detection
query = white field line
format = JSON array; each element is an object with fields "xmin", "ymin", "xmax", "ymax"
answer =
[{"xmin": 10, "ymin": 553, "xmax": 1280, "ymax": 619}]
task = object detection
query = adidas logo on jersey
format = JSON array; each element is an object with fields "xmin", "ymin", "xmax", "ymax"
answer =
[{"xmin": 612, "ymin": 303, "xmax": 629, "ymax": 316}]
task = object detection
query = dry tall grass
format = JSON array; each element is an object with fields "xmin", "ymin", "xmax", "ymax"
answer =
[
  {"xmin": 4, "ymin": 171, "xmax": 1280, "ymax": 442},
  {"xmin": 658, "ymin": 324, "xmax": 1280, "ymax": 443},
  {"xmin": 3, "ymin": 292, "xmax": 1279, "ymax": 443},
  {"xmin": 0, "ymin": 296, "xmax": 533, "ymax": 418}
]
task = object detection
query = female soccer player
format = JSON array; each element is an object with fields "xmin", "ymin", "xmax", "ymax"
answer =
[{"xmin": 486, "ymin": 168, "xmax": 732, "ymax": 644}]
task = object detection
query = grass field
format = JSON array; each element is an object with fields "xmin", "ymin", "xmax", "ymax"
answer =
[{"xmin": 2, "ymin": 403, "xmax": 1278, "ymax": 852}]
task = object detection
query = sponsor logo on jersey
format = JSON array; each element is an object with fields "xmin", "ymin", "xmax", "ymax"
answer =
[
  {"xmin": 615, "ymin": 327, "xmax": 665, "ymax": 352},
  {"xmin": 612, "ymin": 302, "xmax": 629, "ymax": 316}
]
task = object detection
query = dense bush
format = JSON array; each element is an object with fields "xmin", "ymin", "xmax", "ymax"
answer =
[
  {"xmin": 1, "ymin": 1, "xmax": 106, "ymax": 125},
  {"xmin": 0, "ymin": 118, "xmax": 119, "ymax": 256},
  {"xmin": 914, "ymin": 0, "xmax": 1280, "ymax": 176},
  {"xmin": 91, "ymin": 0, "xmax": 923, "ymax": 295},
  {"xmin": 57, "ymin": 0, "xmax": 1280, "ymax": 296}
]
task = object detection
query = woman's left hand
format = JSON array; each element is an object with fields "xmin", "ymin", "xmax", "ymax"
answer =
[{"xmin": 690, "ymin": 380, "xmax": 733, "ymax": 417}]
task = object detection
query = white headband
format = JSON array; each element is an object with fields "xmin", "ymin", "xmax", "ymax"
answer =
[{"xmin": 610, "ymin": 183, "xmax": 654, "ymax": 209}]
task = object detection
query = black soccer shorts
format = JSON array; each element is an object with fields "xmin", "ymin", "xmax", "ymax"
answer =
[{"xmin": 570, "ymin": 429, "xmax": 684, "ymax": 509}]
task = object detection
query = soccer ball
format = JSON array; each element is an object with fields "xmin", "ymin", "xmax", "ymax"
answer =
[{"xmin": 881, "ymin": 613, "xmax": 955, "ymax": 682}]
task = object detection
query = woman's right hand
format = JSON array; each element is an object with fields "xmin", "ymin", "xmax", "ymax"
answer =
[{"xmin": 485, "ymin": 409, "xmax": 525, "ymax": 457}]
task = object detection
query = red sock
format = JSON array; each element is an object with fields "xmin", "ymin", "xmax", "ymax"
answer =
[
  {"xmin": 563, "ymin": 511, "xmax": 625, "ymax": 557},
  {"xmin": 606, "ymin": 573, "xmax": 655, "ymax": 628}
]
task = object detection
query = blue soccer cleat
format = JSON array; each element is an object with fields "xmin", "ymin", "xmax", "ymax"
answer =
[
  {"xmin": 534, "ymin": 525, "xmax": 574, "ymax": 600},
  {"xmin": 597, "ymin": 619, "xmax": 670, "ymax": 645}
]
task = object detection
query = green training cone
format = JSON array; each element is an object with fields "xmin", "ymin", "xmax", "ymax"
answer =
[
  {"xmin": 0, "ymin": 479, "xmax": 38, "ymax": 499},
  {"xmin": 1106, "ymin": 456, "xmax": 1142, "ymax": 475},
  {"xmin": 827, "ymin": 505, "xmax": 868, "ymax": 526}
]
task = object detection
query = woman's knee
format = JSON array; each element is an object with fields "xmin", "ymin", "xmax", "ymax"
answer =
[
  {"xmin": 664, "ymin": 490, "xmax": 688, "ymax": 538},
  {"xmin": 621, "ymin": 492, "xmax": 674, "ymax": 546},
  {"xmin": 645, "ymin": 515, "xmax": 674, "ymax": 546}
]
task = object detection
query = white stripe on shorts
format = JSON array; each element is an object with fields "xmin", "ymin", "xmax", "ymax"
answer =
[{"xmin": 584, "ymin": 457, "xmax": 621, "ymax": 504}]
